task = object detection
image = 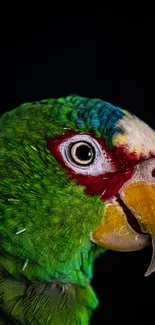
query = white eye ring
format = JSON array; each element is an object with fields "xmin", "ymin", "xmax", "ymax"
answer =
[
  {"xmin": 58, "ymin": 134, "xmax": 115, "ymax": 176},
  {"xmin": 69, "ymin": 141, "xmax": 95, "ymax": 166}
]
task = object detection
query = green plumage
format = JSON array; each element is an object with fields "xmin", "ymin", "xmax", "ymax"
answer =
[{"xmin": 0, "ymin": 96, "xmax": 106, "ymax": 324}]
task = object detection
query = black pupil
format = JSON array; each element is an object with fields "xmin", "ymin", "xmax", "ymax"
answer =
[
  {"xmin": 76, "ymin": 144, "xmax": 93, "ymax": 161},
  {"xmin": 152, "ymin": 169, "xmax": 155, "ymax": 177}
]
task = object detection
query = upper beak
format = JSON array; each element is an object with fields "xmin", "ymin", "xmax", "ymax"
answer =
[{"xmin": 91, "ymin": 158, "xmax": 155, "ymax": 276}]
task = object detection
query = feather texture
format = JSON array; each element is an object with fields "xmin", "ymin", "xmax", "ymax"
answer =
[{"xmin": 1, "ymin": 95, "xmax": 148, "ymax": 324}]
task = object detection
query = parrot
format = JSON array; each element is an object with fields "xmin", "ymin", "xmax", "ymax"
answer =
[{"xmin": 0, "ymin": 94, "xmax": 155, "ymax": 325}]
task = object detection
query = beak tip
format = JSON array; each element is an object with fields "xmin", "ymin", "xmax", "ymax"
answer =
[
  {"xmin": 143, "ymin": 236, "xmax": 155, "ymax": 277},
  {"xmin": 144, "ymin": 271, "xmax": 150, "ymax": 277}
]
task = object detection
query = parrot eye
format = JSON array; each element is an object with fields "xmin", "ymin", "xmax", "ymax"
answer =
[
  {"xmin": 58, "ymin": 134, "xmax": 115, "ymax": 176},
  {"xmin": 69, "ymin": 141, "xmax": 95, "ymax": 166}
]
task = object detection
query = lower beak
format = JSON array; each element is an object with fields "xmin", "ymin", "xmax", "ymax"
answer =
[{"xmin": 91, "ymin": 182, "xmax": 155, "ymax": 276}]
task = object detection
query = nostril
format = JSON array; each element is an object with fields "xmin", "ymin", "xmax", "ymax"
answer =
[{"xmin": 152, "ymin": 169, "xmax": 155, "ymax": 177}]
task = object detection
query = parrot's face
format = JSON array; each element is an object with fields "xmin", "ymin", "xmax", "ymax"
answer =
[
  {"xmin": 47, "ymin": 100, "xmax": 155, "ymax": 277},
  {"xmin": 1, "ymin": 95, "xmax": 155, "ymax": 284}
]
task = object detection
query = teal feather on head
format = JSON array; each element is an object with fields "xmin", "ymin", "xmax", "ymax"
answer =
[{"xmin": 56, "ymin": 95, "xmax": 125, "ymax": 146}]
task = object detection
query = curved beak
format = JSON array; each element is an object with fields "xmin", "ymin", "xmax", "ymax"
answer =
[
  {"xmin": 121, "ymin": 182, "xmax": 155, "ymax": 276},
  {"xmin": 91, "ymin": 198, "xmax": 150, "ymax": 252},
  {"xmin": 91, "ymin": 161, "xmax": 155, "ymax": 276}
]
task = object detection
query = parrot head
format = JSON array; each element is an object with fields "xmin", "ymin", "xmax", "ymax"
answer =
[
  {"xmin": 0, "ymin": 95, "xmax": 155, "ymax": 323},
  {"xmin": 46, "ymin": 95, "xmax": 155, "ymax": 277}
]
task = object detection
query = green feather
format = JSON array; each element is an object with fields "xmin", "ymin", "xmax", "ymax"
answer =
[{"xmin": 0, "ymin": 96, "xmax": 107, "ymax": 324}]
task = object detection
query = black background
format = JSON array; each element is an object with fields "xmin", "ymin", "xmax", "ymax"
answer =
[{"xmin": 0, "ymin": 11, "xmax": 154, "ymax": 325}]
